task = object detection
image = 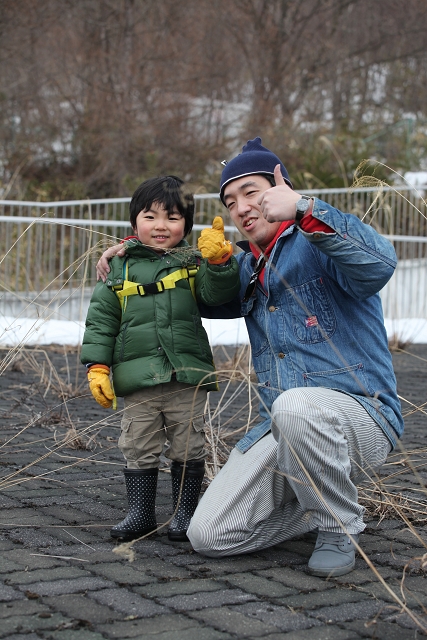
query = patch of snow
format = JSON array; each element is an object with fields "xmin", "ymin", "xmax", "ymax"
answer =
[
  {"xmin": 403, "ymin": 171, "xmax": 427, "ymax": 195},
  {"xmin": 0, "ymin": 315, "xmax": 426, "ymax": 348}
]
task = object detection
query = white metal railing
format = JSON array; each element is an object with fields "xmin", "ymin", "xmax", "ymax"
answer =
[{"xmin": 0, "ymin": 186, "xmax": 426, "ymax": 322}]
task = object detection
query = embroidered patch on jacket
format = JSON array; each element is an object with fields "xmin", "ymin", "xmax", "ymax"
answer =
[{"xmin": 305, "ymin": 315, "xmax": 318, "ymax": 328}]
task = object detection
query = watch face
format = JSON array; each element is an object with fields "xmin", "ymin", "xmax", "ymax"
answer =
[{"xmin": 296, "ymin": 198, "xmax": 310, "ymax": 214}]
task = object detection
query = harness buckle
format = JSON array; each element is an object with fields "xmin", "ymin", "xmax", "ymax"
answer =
[
  {"xmin": 138, "ymin": 281, "xmax": 165, "ymax": 295},
  {"xmin": 187, "ymin": 266, "xmax": 198, "ymax": 277}
]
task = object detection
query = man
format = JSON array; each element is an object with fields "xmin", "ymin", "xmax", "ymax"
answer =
[
  {"xmin": 98, "ymin": 138, "xmax": 403, "ymax": 577},
  {"xmin": 188, "ymin": 137, "xmax": 403, "ymax": 577}
]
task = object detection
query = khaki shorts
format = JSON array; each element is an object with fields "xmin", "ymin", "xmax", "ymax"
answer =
[{"xmin": 118, "ymin": 380, "xmax": 207, "ymax": 469}]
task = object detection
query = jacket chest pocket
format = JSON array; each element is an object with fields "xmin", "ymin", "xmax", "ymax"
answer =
[{"xmin": 285, "ymin": 277, "xmax": 336, "ymax": 344}]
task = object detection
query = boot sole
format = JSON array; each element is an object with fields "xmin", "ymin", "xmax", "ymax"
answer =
[
  {"xmin": 167, "ymin": 531, "xmax": 189, "ymax": 542},
  {"xmin": 110, "ymin": 525, "xmax": 157, "ymax": 541}
]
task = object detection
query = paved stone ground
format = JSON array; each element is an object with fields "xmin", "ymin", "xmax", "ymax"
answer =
[{"xmin": 0, "ymin": 343, "xmax": 426, "ymax": 639}]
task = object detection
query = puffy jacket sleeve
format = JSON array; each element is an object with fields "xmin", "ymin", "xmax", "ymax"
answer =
[
  {"xmin": 299, "ymin": 198, "xmax": 397, "ymax": 299},
  {"xmin": 81, "ymin": 281, "xmax": 122, "ymax": 366},
  {"xmin": 195, "ymin": 255, "xmax": 241, "ymax": 306}
]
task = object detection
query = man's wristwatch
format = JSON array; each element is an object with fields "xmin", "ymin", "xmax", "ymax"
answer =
[{"xmin": 295, "ymin": 195, "xmax": 312, "ymax": 226}]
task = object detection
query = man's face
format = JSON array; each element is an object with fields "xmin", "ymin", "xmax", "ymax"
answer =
[{"xmin": 223, "ymin": 175, "xmax": 282, "ymax": 250}]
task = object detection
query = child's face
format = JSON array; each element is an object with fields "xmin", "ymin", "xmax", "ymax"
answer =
[{"xmin": 133, "ymin": 202, "xmax": 186, "ymax": 252}]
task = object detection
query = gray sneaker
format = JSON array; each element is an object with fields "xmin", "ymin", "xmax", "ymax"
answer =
[{"xmin": 308, "ymin": 531, "xmax": 359, "ymax": 577}]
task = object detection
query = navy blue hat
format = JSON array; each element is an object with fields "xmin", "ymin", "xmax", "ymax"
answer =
[{"xmin": 219, "ymin": 137, "xmax": 293, "ymax": 204}]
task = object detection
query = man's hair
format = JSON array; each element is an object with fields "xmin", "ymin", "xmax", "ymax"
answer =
[{"xmin": 129, "ymin": 176, "xmax": 194, "ymax": 236}]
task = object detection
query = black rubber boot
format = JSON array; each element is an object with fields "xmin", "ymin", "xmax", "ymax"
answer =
[
  {"xmin": 110, "ymin": 468, "xmax": 158, "ymax": 541},
  {"xmin": 168, "ymin": 459, "xmax": 205, "ymax": 542}
]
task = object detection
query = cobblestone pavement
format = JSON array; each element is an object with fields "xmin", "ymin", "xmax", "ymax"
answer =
[{"xmin": 0, "ymin": 344, "xmax": 426, "ymax": 639}]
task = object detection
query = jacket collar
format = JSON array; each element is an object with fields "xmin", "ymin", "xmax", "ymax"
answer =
[{"xmin": 124, "ymin": 238, "xmax": 190, "ymax": 258}]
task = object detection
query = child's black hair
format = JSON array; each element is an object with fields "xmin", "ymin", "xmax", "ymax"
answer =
[{"xmin": 129, "ymin": 176, "xmax": 194, "ymax": 236}]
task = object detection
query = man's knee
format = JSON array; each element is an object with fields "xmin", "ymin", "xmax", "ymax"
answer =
[
  {"xmin": 271, "ymin": 388, "xmax": 313, "ymax": 446},
  {"xmin": 187, "ymin": 517, "xmax": 225, "ymax": 558},
  {"xmin": 272, "ymin": 387, "xmax": 311, "ymax": 414}
]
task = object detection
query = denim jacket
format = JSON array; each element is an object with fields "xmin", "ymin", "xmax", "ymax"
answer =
[{"xmin": 202, "ymin": 198, "xmax": 403, "ymax": 453}]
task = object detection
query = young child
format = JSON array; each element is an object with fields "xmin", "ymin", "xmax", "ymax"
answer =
[{"xmin": 81, "ymin": 176, "xmax": 240, "ymax": 542}]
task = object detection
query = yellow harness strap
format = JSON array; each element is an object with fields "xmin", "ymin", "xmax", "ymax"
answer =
[{"xmin": 112, "ymin": 265, "xmax": 199, "ymax": 312}]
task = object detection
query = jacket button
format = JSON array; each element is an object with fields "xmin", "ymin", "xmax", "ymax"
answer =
[
  {"xmin": 278, "ymin": 352, "xmax": 285, "ymax": 359},
  {"xmin": 268, "ymin": 306, "xmax": 276, "ymax": 312}
]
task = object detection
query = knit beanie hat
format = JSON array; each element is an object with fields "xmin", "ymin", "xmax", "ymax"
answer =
[{"xmin": 219, "ymin": 137, "xmax": 293, "ymax": 204}]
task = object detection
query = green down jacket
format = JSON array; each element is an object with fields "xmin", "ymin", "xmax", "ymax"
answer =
[{"xmin": 81, "ymin": 240, "xmax": 240, "ymax": 396}]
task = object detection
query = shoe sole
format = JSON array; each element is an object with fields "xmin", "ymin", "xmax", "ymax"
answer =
[{"xmin": 308, "ymin": 559, "xmax": 355, "ymax": 577}]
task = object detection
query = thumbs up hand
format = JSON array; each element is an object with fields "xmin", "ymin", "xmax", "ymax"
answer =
[
  {"xmin": 258, "ymin": 164, "xmax": 309, "ymax": 223},
  {"xmin": 198, "ymin": 216, "xmax": 233, "ymax": 264}
]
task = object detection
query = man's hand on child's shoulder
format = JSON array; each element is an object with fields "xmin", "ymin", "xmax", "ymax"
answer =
[{"xmin": 97, "ymin": 244, "xmax": 126, "ymax": 282}]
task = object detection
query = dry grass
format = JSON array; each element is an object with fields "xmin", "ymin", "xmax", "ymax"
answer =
[
  {"xmin": 1, "ymin": 329, "xmax": 426, "ymax": 632},
  {"xmin": 388, "ymin": 334, "xmax": 414, "ymax": 352}
]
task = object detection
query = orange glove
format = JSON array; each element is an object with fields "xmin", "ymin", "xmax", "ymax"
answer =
[
  {"xmin": 198, "ymin": 216, "xmax": 233, "ymax": 264},
  {"xmin": 87, "ymin": 365, "xmax": 115, "ymax": 408}
]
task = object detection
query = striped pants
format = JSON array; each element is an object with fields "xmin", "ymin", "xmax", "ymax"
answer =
[{"xmin": 188, "ymin": 388, "xmax": 391, "ymax": 557}]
